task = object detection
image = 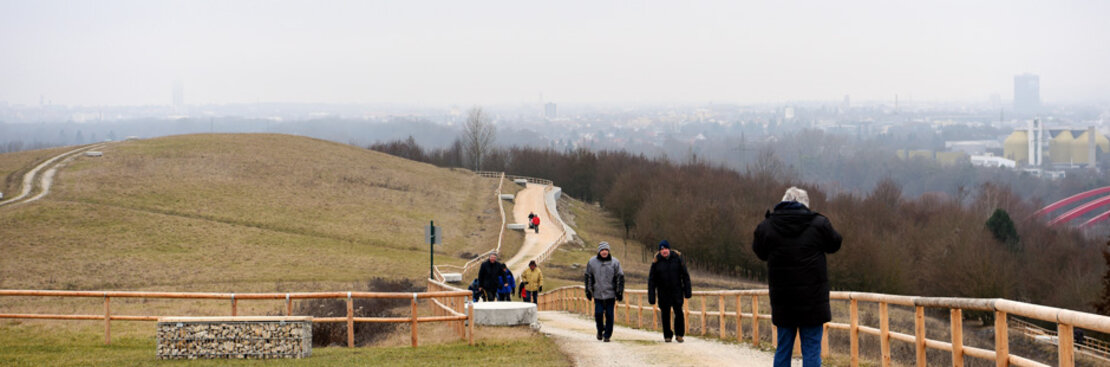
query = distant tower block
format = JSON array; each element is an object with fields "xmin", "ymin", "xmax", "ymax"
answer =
[
  {"xmin": 172, "ymin": 81, "xmax": 184, "ymax": 111},
  {"xmin": 544, "ymin": 102, "xmax": 557, "ymax": 119},
  {"xmin": 1014, "ymin": 74, "xmax": 1040, "ymax": 114}
]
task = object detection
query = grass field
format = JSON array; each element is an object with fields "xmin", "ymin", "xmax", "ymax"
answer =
[
  {"xmin": 0, "ymin": 134, "xmax": 560, "ymax": 364},
  {"xmin": 0, "ymin": 134, "xmax": 504, "ymax": 293},
  {"xmin": 0, "ymin": 323, "xmax": 570, "ymax": 367}
]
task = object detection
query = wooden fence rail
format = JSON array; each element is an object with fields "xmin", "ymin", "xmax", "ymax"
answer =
[
  {"xmin": 539, "ymin": 285, "xmax": 1110, "ymax": 367},
  {"xmin": 0, "ymin": 288, "xmax": 473, "ymax": 348}
]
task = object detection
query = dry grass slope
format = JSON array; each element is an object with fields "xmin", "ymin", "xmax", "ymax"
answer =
[{"xmin": 0, "ymin": 133, "xmax": 504, "ymax": 293}]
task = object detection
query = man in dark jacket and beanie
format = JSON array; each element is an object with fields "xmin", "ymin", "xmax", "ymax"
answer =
[
  {"xmin": 753, "ymin": 186, "xmax": 842, "ymax": 367},
  {"xmin": 648, "ymin": 240, "xmax": 692, "ymax": 343},
  {"xmin": 478, "ymin": 253, "xmax": 503, "ymax": 302},
  {"xmin": 585, "ymin": 241, "xmax": 624, "ymax": 342}
]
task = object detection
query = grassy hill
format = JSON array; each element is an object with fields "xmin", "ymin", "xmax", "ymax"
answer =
[
  {"xmin": 1, "ymin": 134, "xmax": 508, "ymax": 292},
  {"xmin": 0, "ymin": 134, "xmax": 569, "ymax": 366}
]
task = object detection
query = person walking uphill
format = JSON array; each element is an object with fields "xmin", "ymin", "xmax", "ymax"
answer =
[
  {"xmin": 498, "ymin": 265, "xmax": 515, "ymax": 301},
  {"xmin": 521, "ymin": 260, "xmax": 544, "ymax": 304},
  {"xmin": 647, "ymin": 240, "xmax": 692, "ymax": 343},
  {"xmin": 753, "ymin": 186, "xmax": 842, "ymax": 367},
  {"xmin": 531, "ymin": 215, "xmax": 541, "ymax": 233},
  {"xmin": 585, "ymin": 241, "xmax": 624, "ymax": 342},
  {"xmin": 478, "ymin": 253, "xmax": 503, "ymax": 302}
]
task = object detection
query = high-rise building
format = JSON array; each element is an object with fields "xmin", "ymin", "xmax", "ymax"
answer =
[
  {"xmin": 172, "ymin": 81, "xmax": 184, "ymax": 110},
  {"xmin": 544, "ymin": 102, "xmax": 557, "ymax": 119},
  {"xmin": 1014, "ymin": 74, "xmax": 1040, "ymax": 114}
]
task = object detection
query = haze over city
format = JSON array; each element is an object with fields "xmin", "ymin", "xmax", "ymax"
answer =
[{"xmin": 2, "ymin": 0, "xmax": 1109, "ymax": 107}]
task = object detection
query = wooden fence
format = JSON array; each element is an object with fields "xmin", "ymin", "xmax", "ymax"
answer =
[
  {"xmin": 539, "ymin": 286, "xmax": 1110, "ymax": 367},
  {"xmin": 0, "ymin": 288, "xmax": 473, "ymax": 348}
]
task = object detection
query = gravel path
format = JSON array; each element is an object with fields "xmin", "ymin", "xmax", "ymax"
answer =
[
  {"xmin": 538, "ymin": 310, "xmax": 779, "ymax": 366},
  {"xmin": 0, "ymin": 143, "xmax": 105, "ymax": 208}
]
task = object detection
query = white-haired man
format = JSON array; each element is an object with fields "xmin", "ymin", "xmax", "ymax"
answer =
[{"xmin": 753, "ymin": 186, "xmax": 842, "ymax": 367}]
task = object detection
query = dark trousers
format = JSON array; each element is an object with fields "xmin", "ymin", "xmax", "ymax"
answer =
[
  {"xmin": 498, "ymin": 292, "xmax": 510, "ymax": 301},
  {"xmin": 594, "ymin": 298, "xmax": 616, "ymax": 339},
  {"xmin": 482, "ymin": 289, "xmax": 498, "ymax": 302},
  {"xmin": 523, "ymin": 290, "xmax": 538, "ymax": 304},
  {"xmin": 659, "ymin": 299, "xmax": 685, "ymax": 339}
]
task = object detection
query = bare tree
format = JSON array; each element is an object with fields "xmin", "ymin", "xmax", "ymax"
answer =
[{"xmin": 461, "ymin": 107, "xmax": 496, "ymax": 171}]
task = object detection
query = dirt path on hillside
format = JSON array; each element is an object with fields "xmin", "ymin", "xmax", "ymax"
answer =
[
  {"xmin": 504, "ymin": 183, "xmax": 565, "ymax": 276},
  {"xmin": 538, "ymin": 311, "xmax": 779, "ymax": 366},
  {"xmin": 0, "ymin": 143, "xmax": 105, "ymax": 208}
]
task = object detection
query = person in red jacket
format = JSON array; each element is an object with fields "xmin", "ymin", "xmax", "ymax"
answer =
[{"xmin": 531, "ymin": 215, "xmax": 540, "ymax": 233}]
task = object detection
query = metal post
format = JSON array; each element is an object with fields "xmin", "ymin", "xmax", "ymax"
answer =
[{"xmin": 429, "ymin": 220, "xmax": 435, "ymax": 281}]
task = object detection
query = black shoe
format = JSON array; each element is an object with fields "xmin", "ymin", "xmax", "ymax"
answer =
[
  {"xmin": 676, "ymin": 336, "xmax": 684, "ymax": 343},
  {"xmin": 604, "ymin": 338, "xmax": 610, "ymax": 342},
  {"xmin": 664, "ymin": 337, "xmax": 672, "ymax": 343},
  {"xmin": 597, "ymin": 333, "xmax": 603, "ymax": 341}
]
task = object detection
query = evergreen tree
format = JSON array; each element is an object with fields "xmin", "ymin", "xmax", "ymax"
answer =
[{"xmin": 986, "ymin": 208, "xmax": 1020, "ymax": 251}]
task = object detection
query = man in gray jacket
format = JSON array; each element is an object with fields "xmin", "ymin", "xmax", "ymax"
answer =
[{"xmin": 585, "ymin": 241, "xmax": 624, "ymax": 342}]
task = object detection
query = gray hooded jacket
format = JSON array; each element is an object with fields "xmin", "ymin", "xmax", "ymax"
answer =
[{"xmin": 585, "ymin": 255, "xmax": 624, "ymax": 300}]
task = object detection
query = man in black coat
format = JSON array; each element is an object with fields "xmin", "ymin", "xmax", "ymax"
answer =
[
  {"xmin": 477, "ymin": 253, "xmax": 503, "ymax": 302},
  {"xmin": 753, "ymin": 186, "xmax": 842, "ymax": 367},
  {"xmin": 647, "ymin": 240, "xmax": 692, "ymax": 343}
]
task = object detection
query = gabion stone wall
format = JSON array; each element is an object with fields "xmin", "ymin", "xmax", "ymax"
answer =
[{"xmin": 157, "ymin": 316, "xmax": 312, "ymax": 359}]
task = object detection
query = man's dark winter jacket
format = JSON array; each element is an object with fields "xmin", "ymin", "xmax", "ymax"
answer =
[
  {"xmin": 752, "ymin": 201, "xmax": 843, "ymax": 327},
  {"xmin": 478, "ymin": 260, "xmax": 503, "ymax": 291},
  {"xmin": 647, "ymin": 250, "xmax": 692, "ymax": 305}
]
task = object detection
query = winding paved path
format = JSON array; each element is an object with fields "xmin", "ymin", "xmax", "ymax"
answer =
[
  {"xmin": 503, "ymin": 182, "xmax": 774, "ymax": 366},
  {"xmin": 538, "ymin": 311, "xmax": 779, "ymax": 366},
  {"xmin": 504, "ymin": 183, "xmax": 565, "ymax": 276}
]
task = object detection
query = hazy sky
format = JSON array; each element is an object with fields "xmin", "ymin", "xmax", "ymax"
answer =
[{"xmin": 2, "ymin": 0, "xmax": 1108, "ymax": 107}]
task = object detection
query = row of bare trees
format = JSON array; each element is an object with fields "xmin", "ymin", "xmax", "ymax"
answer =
[{"xmin": 369, "ymin": 139, "xmax": 1106, "ymax": 314}]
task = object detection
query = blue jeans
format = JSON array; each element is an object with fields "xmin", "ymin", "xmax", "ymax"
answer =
[
  {"xmin": 594, "ymin": 299, "xmax": 616, "ymax": 339},
  {"xmin": 775, "ymin": 325, "xmax": 822, "ymax": 367}
]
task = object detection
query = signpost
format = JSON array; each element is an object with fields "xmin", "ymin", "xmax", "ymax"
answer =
[{"xmin": 425, "ymin": 221, "xmax": 442, "ymax": 280}]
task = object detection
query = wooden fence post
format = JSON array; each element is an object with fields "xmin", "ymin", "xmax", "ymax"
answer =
[
  {"xmin": 995, "ymin": 311, "xmax": 1008, "ymax": 367},
  {"xmin": 638, "ymin": 294, "xmax": 644, "ymax": 329},
  {"xmin": 411, "ymin": 294, "xmax": 419, "ymax": 348},
  {"xmin": 231, "ymin": 294, "xmax": 237, "ymax": 316},
  {"xmin": 701, "ymin": 295, "xmax": 707, "ymax": 336},
  {"xmin": 1058, "ymin": 323, "xmax": 1074, "ymax": 367},
  {"xmin": 915, "ymin": 306, "xmax": 926, "ymax": 367},
  {"xmin": 880, "ymin": 302, "xmax": 891, "ymax": 367},
  {"xmin": 752, "ymin": 295, "xmax": 760, "ymax": 347},
  {"xmin": 103, "ymin": 295, "xmax": 110, "ymax": 345},
  {"xmin": 468, "ymin": 301, "xmax": 475, "ymax": 346},
  {"xmin": 850, "ymin": 299, "xmax": 859, "ymax": 367},
  {"xmin": 822, "ymin": 324, "xmax": 830, "ymax": 358},
  {"xmin": 735, "ymin": 294, "xmax": 743, "ymax": 342},
  {"xmin": 719, "ymin": 294, "xmax": 725, "ymax": 339},
  {"xmin": 624, "ymin": 295, "xmax": 630, "ymax": 325},
  {"xmin": 951, "ymin": 309, "xmax": 964, "ymax": 367},
  {"xmin": 347, "ymin": 293, "xmax": 354, "ymax": 348}
]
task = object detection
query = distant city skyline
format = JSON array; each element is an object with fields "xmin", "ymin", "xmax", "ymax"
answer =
[{"xmin": 2, "ymin": 0, "xmax": 1109, "ymax": 107}]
